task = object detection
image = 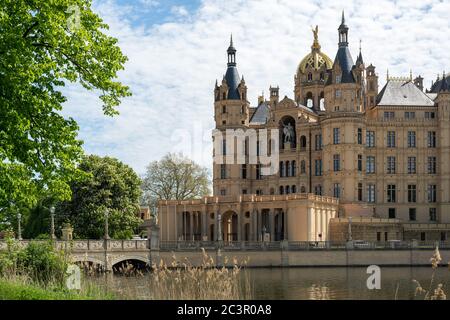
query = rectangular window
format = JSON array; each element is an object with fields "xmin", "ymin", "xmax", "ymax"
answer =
[
  {"xmin": 387, "ymin": 184, "xmax": 396, "ymax": 203},
  {"xmin": 388, "ymin": 208, "xmax": 396, "ymax": 219},
  {"xmin": 367, "ymin": 185, "xmax": 376, "ymax": 203},
  {"xmin": 315, "ymin": 159, "xmax": 322, "ymax": 176},
  {"xmin": 427, "ymin": 131, "xmax": 436, "ymax": 148},
  {"xmin": 425, "ymin": 112, "xmax": 436, "ymax": 119},
  {"xmin": 315, "ymin": 134, "xmax": 322, "ymax": 150},
  {"xmin": 377, "ymin": 232, "xmax": 381, "ymax": 242},
  {"xmin": 222, "ymin": 139, "xmax": 227, "ymax": 155},
  {"xmin": 407, "ymin": 157, "xmax": 416, "ymax": 174},
  {"xmin": 220, "ymin": 164, "xmax": 227, "ymax": 179},
  {"xmin": 427, "ymin": 156, "xmax": 437, "ymax": 174},
  {"xmin": 405, "ymin": 111, "xmax": 415, "ymax": 119},
  {"xmin": 387, "ymin": 131, "xmax": 396, "ymax": 148},
  {"xmin": 220, "ymin": 189, "xmax": 226, "ymax": 196},
  {"xmin": 387, "ymin": 156, "xmax": 396, "ymax": 174},
  {"xmin": 241, "ymin": 164, "xmax": 247, "ymax": 179},
  {"xmin": 256, "ymin": 141, "xmax": 260, "ymax": 156},
  {"xmin": 366, "ymin": 156, "xmax": 375, "ymax": 174},
  {"xmin": 358, "ymin": 155, "xmax": 363, "ymax": 172},
  {"xmin": 358, "ymin": 183, "xmax": 363, "ymax": 201},
  {"xmin": 314, "ymin": 185, "xmax": 323, "ymax": 196},
  {"xmin": 333, "ymin": 154, "xmax": 340, "ymax": 172},
  {"xmin": 366, "ymin": 131, "xmax": 375, "ymax": 147},
  {"xmin": 408, "ymin": 185, "xmax": 416, "ymax": 203},
  {"xmin": 421, "ymin": 232, "xmax": 426, "ymax": 241},
  {"xmin": 333, "ymin": 183, "xmax": 341, "ymax": 198},
  {"xmin": 430, "ymin": 208, "xmax": 437, "ymax": 222},
  {"xmin": 407, "ymin": 131, "xmax": 416, "ymax": 148},
  {"xmin": 336, "ymin": 75, "xmax": 341, "ymax": 84},
  {"xmin": 384, "ymin": 111, "xmax": 395, "ymax": 120},
  {"xmin": 427, "ymin": 184, "xmax": 437, "ymax": 203},
  {"xmin": 409, "ymin": 208, "xmax": 416, "ymax": 221},
  {"xmin": 256, "ymin": 164, "xmax": 262, "ymax": 180},
  {"xmin": 333, "ymin": 128, "xmax": 340, "ymax": 144},
  {"xmin": 357, "ymin": 128, "xmax": 362, "ymax": 144}
]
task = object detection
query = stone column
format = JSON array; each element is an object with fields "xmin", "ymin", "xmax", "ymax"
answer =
[
  {"xmin": 269, "ymin": 210, "xmax": 275, "ymax": 241},
  {"xmin": 252, "ymin": 209, "xmax": 258, "ymax": 241},
  {"xmin": 237, "ymin": 212, "xmax": 242, "ymax": 241},
  {"xmin": 307, "ymin": 207, "xmax": 314, "ymax": 241},
  {"xmin": 326, "ymin": 210, "xmax": 331, "ymax": 240},
  {"xmin": 321, "ymin": 209, "xmax": 327, "ymax": 242},
  {"xmin": 258, "ymin": 210, "xmax": 263, "ymax": 241},
  {"xmin": 202, "ymin": 211, "xmax": 207, "ymax": 241},
  {"xmin": 283, "ymin": 209, "xmax": 288, "ymax": 240}
]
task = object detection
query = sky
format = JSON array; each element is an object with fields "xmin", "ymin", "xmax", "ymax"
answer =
[{"xmin": 61, "ymin": 0, "xmax": 450, "ymax": 175}]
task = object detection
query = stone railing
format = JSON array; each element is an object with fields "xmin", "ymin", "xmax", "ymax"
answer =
[
  {"xmin": 0, "ymin": 239, "xmax": 149, "ymax": 251},
  {"xmin": 158, "ymin": 240, "xmax": 450, "ymax": 251}
]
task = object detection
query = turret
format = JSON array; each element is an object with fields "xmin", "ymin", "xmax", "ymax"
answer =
[{"xmin": 366, "ymin": 64, "xmax": 378, "ymax": 108}]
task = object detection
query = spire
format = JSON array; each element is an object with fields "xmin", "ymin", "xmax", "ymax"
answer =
[
  {"xmin": 356, "ymin": 39, "xmax": 364, "ymax": 64},
  {"xmin": 440, "ymin": 70, "xmax": 449, "ymax": 92},
  {"xmin": 224, "ymin": 35, "xmax": 241, "ymax": 99},
  {"xmin": 227, "ymin": 33, "xmax": 236, "ymax": 67},
  {"xmin": 386, "ymin": 69, "xmax": 389, "ymax": 81},
  {"xmin": 338, "ymin": 10, "xmax": 349, "ymax": 47}
]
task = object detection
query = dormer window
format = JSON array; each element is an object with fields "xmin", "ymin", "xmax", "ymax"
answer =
[
  {"xmin": 336, "ymin": 75, "xmax": 342, "ymax": 84},
  {"xmin": 308, "ymin": 73, "xmax": 313, "ymax": 81},
  {"xmin": 335, "ymin": 89, "xmax": 341, "ymax": 98}
]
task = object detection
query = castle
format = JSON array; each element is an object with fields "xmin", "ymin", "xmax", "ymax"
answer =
[{"xmin": 158, "ymin": 12, "xmax": 450, "ymax": 244}]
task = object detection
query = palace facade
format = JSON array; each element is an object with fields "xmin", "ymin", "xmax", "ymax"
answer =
[{"xmin": 158, "ymin": 12, "xmax": 450, "ymax": 243}]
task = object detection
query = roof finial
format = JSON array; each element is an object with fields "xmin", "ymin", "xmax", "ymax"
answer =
[
  {"xmin": 387, "ymin": 69, "xmax": 389, "ymax": 81},
  {"xmin": 342, "ymin": 10, "xmax": 345, "ymax": 24},
  {"xmin": 311, "ymin": 25, "xmax": 321, "ymax": 49},
  {"xmin": 230, "ymin": 33, "xmax": 233, "ymax": 47},
  {"xmin": 410, "ymin": 69, "xmax": 413, "ymax": 81}
]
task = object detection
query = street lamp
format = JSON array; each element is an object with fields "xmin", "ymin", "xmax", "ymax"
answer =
[
  {"xmin": 17, "ymin": 213, "xmax": 22, "ymax": 240},
  {"xmin": 50, "ymin": 206, "xmax": 56, "ymax": 240},
  {"xmin": 104, "ymin": 208, "xmax": 110, "ymax": 240}
]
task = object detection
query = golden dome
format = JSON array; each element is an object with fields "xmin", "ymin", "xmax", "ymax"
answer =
[{"xmin": 297, "ymin": 26, "xmax": 333, "ymax": 74}]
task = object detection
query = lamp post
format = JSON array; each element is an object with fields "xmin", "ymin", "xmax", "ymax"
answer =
[
  {"xmin": 50, "ymin": 206, "xmax": 56, "ymax": 240},
  {"xmin": 17, "ymin": 213, "xmax": 22, "ymax": 240},
  {"xmin": 348, "ymin": 216, "xmax": 353, "ymax": 242},
  {"xmin": 104, "ymin": 208, "xmax": 110, "ymax": 240}
]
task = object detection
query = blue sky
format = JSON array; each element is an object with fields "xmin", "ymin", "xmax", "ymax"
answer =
[{"xmin": 61, "ymin": 0, "xmax": 450, "ymax": 175}]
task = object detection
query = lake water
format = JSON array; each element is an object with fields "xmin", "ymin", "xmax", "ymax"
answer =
[{"xmin": 87, "ymin": 266, "xmax": 450, "ymax": 300}]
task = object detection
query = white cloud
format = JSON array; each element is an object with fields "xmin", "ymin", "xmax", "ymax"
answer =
[
  {"xmin": 170, "ymin": 5, "xmax": 189, "ymax": 17},
  {"xmin": 62, "ymin": 0, "xmax": 450, "ymax": 175}
]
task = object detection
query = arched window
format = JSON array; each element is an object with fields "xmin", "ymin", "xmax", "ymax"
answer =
[
  {"xmin": 301, "ymin": 186, "xmax": 306, "ymax": 193},
  {"xmin": 291, "ymin": 161, "xmax": 296, "ymax": 176},
  {"xmin": 280, "ymin": 186, "xmax": 284, "ymax": 195},
  {"xmin": 320, "ymin": 72, "xmax": 324, "ymax": 81},
  {"xmin": 319, "ymin": 92, "xmax": 325, "ymax": 110},
  {"xmin": 286, "ymin": 161, "xmax": 290, "ymax": 177},
  {"xmin": 292, "ymin": 185, "xmax": 297, "ymax": 194},
  {"xmin": 286, "ymin": 186, "xmax": 290, "ymax": 194},
  {"xmin": 300, "ymin": 136, "xmax": 307, "ymax": 149},
  {"xmin": 270, "ymin": 188, "xmax": 275, "ymax": 195},
  {"xmin": 279, "ymin": 161, "xmax": 284, "ymax": 177},
  {"xmin": 301, "ymin": 160, "xmax": 306, "ymax": 174},
  {"xmin": 305, "ymin": 92, "xmax": 314, "ymax": 108},
  {"xmin": 308, "ymin": 73, "xmax": 313, "ymax": 81}
]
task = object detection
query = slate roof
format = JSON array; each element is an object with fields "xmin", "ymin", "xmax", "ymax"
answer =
[
  {"xmin": 429, "ymin": 75, "xmax": 450, "ymax": 93},
  {"xmin": 249, "ymin": 102, "xmax": 270, "ymax": 124},
  {"xmin": 334, "ymin": 47, "xmax": 356, "ymax": 83},
  {"xmin": 224, "ymin": 66, "xmax": 241, "ymax": 100},
  {"xmin": 377, "ymin": 80, "xmax": 435, "ymax": 107}
]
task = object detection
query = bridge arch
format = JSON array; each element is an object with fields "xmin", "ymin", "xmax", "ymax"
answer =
[{"xmin": 111, "ymin": 255, "xmax": 150, "ymax": 268}]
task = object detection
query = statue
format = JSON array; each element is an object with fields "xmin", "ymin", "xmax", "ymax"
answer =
[
  {"xmin": 312, "ymin": 25, "xmax": 319, "ymax": 42},
  {"xmin": 283, "ymin": 122, "xmax": 294, "ymax": 143}
]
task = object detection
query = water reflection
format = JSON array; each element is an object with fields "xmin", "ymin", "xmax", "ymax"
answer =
[{"xmin": 87, "ymin": 267, "xmax": 450, "ymax": 300}]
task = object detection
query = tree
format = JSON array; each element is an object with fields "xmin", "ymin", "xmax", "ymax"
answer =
[
  {"xmin": 141, "ymin": 153, "xmax": 210, "ymax": 214},
  {"xmin": 57, "ymin": 155, "xmax": 142, "ymax": 239},
  {"xmin": 0, "ymin": 1, "xmax": 131, "ymax": 224}
]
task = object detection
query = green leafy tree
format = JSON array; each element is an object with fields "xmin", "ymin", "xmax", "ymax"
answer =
[
  {"xmin": 0, "ymin": 1, "xmax": 131, "ymax": 224},
  {"xmin": 58, "ymin": 155, "xmax": 142, "ymax": 239},
  {"xmin": 141, "ymin": 153, "xmax": 211, "ymax": 214}
]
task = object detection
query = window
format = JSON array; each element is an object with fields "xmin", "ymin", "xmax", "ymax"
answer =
[
  {"xmin": 286, "ymin": 161, "xmax": 291, "ymax": 177},
  {"xmin": 220, "ymin": 164, "xmax": 227, "ymax": 179},
  {"xmin": 256, "ymin": 189, "xmax": 262, "ymax": 195},
  {"xmin": 366, "ymin": 156, "xmax": 375, "ymax": 174},
  {"xmin": 427, "ymin": 131, "xmax": 436, "ymax": 148},
  {"xmin": 333, "ymin": 154, "xmax": 340, "ymax": 171},
  {"xmin": 441, "ymin": 232, "xmax": 446, "ymax": 241},
  {"xmin": 366, "ymin": 131, "xmax": 375, "ymax": 147},
  {"xmin": 408, "ymin": 185, "xmax": 417, "ymax": 203},
  {"xmin": 405, "ymin": 111, "xmax": 415, "ymax": 119},
  {"xmin": 387, "ymin": 131, "xmax": 396, "ymax": 148},
  {"xmin": 333, "ymin": 128, "xmax": 340, "ymax": 144},
  {"xmin": 315, "ymin": 159, "xmax": 322, "ymax": 176},
  {"xmin": 336, "ymin": 75, "xmax": 341, "ymax": 83},
  {"xmin": 388, "ymin": 208, "xmax": 396, "ymax": 219},
  {"xmin": 358, "ymin": 155, "xmax": 363, "ymax": 172},
  {"xmin": 222, "ymin": 120, "xmax": 226, "ymax": 125},
  {"xmin": 300, "ymin": 136, "xmax": 307, "ymax": 149},
  {"xmin": 427, "ymin": 185, "xmax": 437, "ymax": 203},
  {"xmin": 377, "ymin": 232, "xmax": 381, "ymax": 242},
  {"xmin": 427, "ymin": 156, "xmax": 437, "ymax": 174},
  {"xmin": 425, "ymin": 112, "xmax": 436, "ymax": 119},
  {"xmin": 285, "ymin": 186, "xmax": 290, "ymax": 194},
  {"xmin": 308, "ymin": 73, "xmax": 313, "ymax": 81},
  {"xmin": 256, "ymin": 164, "xmax": 262, "ymax": 180},
  {"xmin": 358, "ymin": 183, "xmax": 363, "ymax": 201},
  {"xmin": 334, "ymin": 106, "xmax": 340, "ymax": 111},
  {"xmin": 387, "ymin": 156, "xmax": 396, "ymax": 174},
  {"xmin": 384, "ymin": 232, "xmax": 388, "ymax": 242},
  {"xmin": 408, "ymin": 157, "xmax": 416, "ymax": 174},
  {"xmin": 357, "ymin": 128, "xmax": 362, "ymax": 144},
  {"xmin": 314, "ymin": 185, "xmax": 323, "ymax": 196},
  {"xmin": 256, "ymin": 141, "xmax": 260, "ymax": 156},
  {"xmin": 387, "ymin": 184, "xmax": 396, "ymax": 203},
  {"xmin": 315, "ymin": 134, "xmax": 322, "ymax": 150},
  {"xmin": 292, "ymin": 185, "xmax": 297, "ymax": 194},
  {"xmin": 242, "ymin": 189, "xmax": 247, "ymax": 195},
  {"xmin": 241, "ymin": 164, "xmax": 247, "ymax": 179},
  {"xmin": 407, "ymin": 131, "xmax": 416, "ymax": 148},
  {"xmin": 384, "ymin": 111, "xmax": 395, "ymax": 120},
  {"xmin": 333, "ymin": 183, "xmax": 341, "ymax": 198},
  {"xmin": 420, "ymin": 232, "xmax": 426, "ymax": 241},
  {"xmin": 220, "ymin": 189, "xmax": 226, "ymax": 196},
  {"xmin": 291, "ymin": 161, "xmax": 296, "ymax": 176},
  {"xmin": 335, "ymin": 90, "xmax": 341, "ymax": 98},
  {"xmin": 222, "ymin": 139, "xmax": 227, "ymax": 155},
  {"xmin": 279, "ymin": 186, "xmax": 284, "ymax": 195},
  {"xmin": 300, "ymin": 160, "xmax": 306, "ymax": 174},
  {"xmin": 222, "ymin": 105, "xmax": 227, "ymax": 113},
  {"xmin": 367, "ymin": 185, "xmax": 376, "ymax": 203},
  {"xmin": 279, "ymin": 161, "xmax": 284, "ymax": 177},
  {"xmin": 430, "ymin": 208, "xmax": 437, "ymax": 222},
  {"xmin": 409, "ymin": 208, "xmax": 416, "ymax": 221}
]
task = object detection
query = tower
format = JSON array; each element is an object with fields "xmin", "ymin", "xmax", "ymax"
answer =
[
  {"xmin": 213, "ymin": 36, "xmax": 250, "ymax": 196},
  {"xmin": 366, "ymin": 64, "xmax": 378, "ymax": 108}
]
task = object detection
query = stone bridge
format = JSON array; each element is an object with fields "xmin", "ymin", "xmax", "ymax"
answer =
[{"xmin": 0, "ymin": 239, "xmax": 154, "ymax": 271}]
